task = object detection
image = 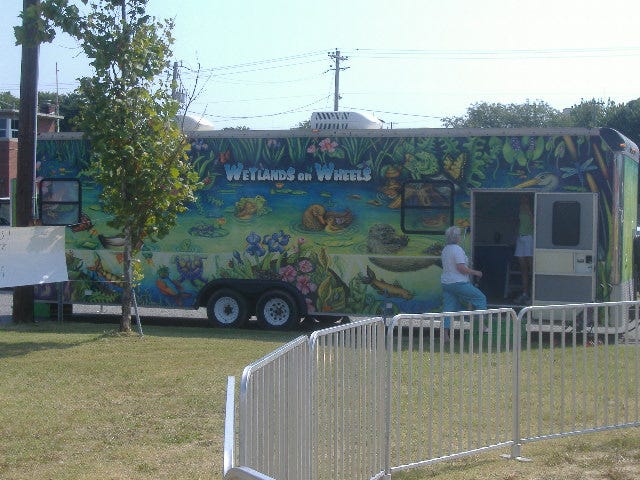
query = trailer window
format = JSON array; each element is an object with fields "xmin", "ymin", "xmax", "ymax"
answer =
[
  {"xmin": 0, "ymin": 198, "xmax": 10, "ymax": 226},
  {"xmin": 552, "ymin": 201, "xmax": 580, "ymax": 246},
  {"xmin": 39, "ymin": 178, "xmax": 82, "ymax": 226},
  {"xmin": 400, "ymin": 181, "xmax": 454, "ymax": 234}
]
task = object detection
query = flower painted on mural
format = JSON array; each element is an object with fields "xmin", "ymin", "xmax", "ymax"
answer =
[
  {"xmin": 279, "ymin": 265, "xmax": 297, "ymax": 283},
  {"xmin": 319, "ymin": 138, "xmax": 338, "ymax": 153},
  {"xmin": 246, "ymin": 231, "xmax": 261, "ymax": 244},
  {"xmin": 246, "ymin": 243, "xmax": 266, "ymax": 257},
  {"xmin": 307, "ymin": 144, "xmax": 317, "ymax": 154},
  {"xmin": 245, "ymin": 232, "xmax": 266, "ymax": 257},
  {"xmin": 232, "ymin": 250, "xmax": 243, "ymax": 265},
  {"xmin": 290, "ymin": 236, "xmax": 306, "ymax": 254},
  {"xmin": 263, "ymin": 230, "xmax": 290, "ymax": 253},
  {"xmin": 297, "ymin": 259, "xmax": 313, "ymax": 274},
  {"xmin": 296, "ymin": 275, "xmax": 317, "ymax": 295}
]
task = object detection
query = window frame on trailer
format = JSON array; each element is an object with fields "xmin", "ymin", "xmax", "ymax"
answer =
[
  {"xmin": 400, "ymin": 179, "xmax": 455, "ymax": 234},
  {"xmin": 38, "ymin": 178, "xmax": 82, "ymax": 227}
]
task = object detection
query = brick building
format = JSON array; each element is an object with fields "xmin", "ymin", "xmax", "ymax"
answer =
[{"xmin": 0, "ymin": 105, "xmax": 63, "ymax": 197}]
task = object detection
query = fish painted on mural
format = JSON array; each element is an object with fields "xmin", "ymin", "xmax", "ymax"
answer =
[
  {"xmin": 368, "ymin": 257, "xmax": 441, "ymax": 273},
  {"xmin": 360, "ymin": 266, "xmax": 414, "ymax": 300}
]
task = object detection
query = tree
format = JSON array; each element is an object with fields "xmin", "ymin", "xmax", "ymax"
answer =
[
  {"xmin": 440, "ymin": 97, "xmax": 640, "ymax": 146},
  {"xmin": 55, "ymin": 91, "xmax": 85, "ymax": 130},
  {"xmin": 442, "ymin": 100, "xmax": 566, "ymax": 128},
  {"xmin": 36, "ymin": 91, "xmax": 83, "ymax": 130},
  {"xmin": 600, "ymin": 99, "xmax": 640, "ymax": 146},
  {"xmin": 0, "ymin": 91, "xmax": 20, "ymax": 109},
  {"xmin": 558, "ymin": 97, "xmax": 640, "ymax": 145},
  {"xmin": 45, "ymin": 0, "xmax": 200, "ymax": 332},
  {"xmin": 294, "ymin": 119, "xmax": 311, "ymax": 129},
  {"xmin": 562, "ymin": 98, "xmax": 613, "ymax": 129}
]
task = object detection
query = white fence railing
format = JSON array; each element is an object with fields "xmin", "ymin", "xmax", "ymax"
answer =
[
  {"xmin": 518, "ymin": 302, "xmax": 640, "ymax": 451},
  {"xmin": 237, "ymin": 336, "xmax": 312, "ymax": 478},
  {"xmin": 224, "ymin": 302, "xmax": 640, "ymax": 480},
  {"xmin": 310, "ymin": 318, "xmax": 387, "ymax": 480}
]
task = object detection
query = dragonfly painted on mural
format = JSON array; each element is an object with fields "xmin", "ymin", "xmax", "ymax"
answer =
[{"xmin": 559, "ymin": 157, "xmax": 598, "ymax": 187}]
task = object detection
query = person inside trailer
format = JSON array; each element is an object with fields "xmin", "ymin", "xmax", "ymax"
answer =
[{"xmin": 514, "ymin": 195, "xmax": 533, "ymax": 304}]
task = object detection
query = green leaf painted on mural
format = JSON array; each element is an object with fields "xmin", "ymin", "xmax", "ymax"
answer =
[{"xmin": 318, "ymin": 248, "xmax": 329, "ymax": 270}]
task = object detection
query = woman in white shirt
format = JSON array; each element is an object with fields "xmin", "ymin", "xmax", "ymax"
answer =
[{"xmin": 440, "ymin": 226, "xmax": 487, "ymax": 341}]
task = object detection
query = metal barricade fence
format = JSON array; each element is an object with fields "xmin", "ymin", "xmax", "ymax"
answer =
[
  {"xmin": 309, "ymin": 318, "xmax": 387, "ymax": 480},
  {"xmin": 237, "ymin": 335, "xmax": 313, "ymax": 480},
  {"xmin": 225, "ymin": 301, "xmax": 640, "ymax": 480},
  {"xmin": 386, "ymin": 309, "xmax": 518, "ymax": 475},
  {"xmin": 516, "ymin": 302, "xmax": 640, "ymax": 456}
]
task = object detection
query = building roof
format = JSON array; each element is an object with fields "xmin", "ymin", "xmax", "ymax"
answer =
[
  {"xmin": 0, "ymin": 108, "xmax": 64, "ymax": 120},
  {"xmin": 178, "ymin": 114, "xmax": 215, "ymax": 132}
]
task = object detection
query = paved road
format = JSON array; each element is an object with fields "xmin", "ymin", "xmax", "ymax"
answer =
[
  {"xmin": 0, "ymin": 288, "xmax": 209, "ymax": 328},
  {"xmin": 0, "ymin": 289, "xmax": 353, "ymax": 330}
]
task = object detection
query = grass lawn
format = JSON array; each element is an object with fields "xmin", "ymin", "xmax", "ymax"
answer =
[
  {"xmin": 0, "ymin": 320, "xmax": 300, "ymax": 480},
  {"xmin": 1, "ymin": 320, "xmax": 640, "ymax": 480}
]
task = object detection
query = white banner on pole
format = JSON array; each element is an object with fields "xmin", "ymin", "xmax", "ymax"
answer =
[{"xmin": 0, "ymin": 226, "xmax": 68, "ymax": 288}]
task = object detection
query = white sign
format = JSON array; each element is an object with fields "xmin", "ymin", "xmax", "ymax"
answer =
[{"xmin": 0, "ymin": 226, "xmax": 68, "ymax": 288}]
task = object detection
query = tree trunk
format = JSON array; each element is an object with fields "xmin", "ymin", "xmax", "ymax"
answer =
[{"xmin": 120, "ymin": 225, "xmax": 132, "ymax": 332}]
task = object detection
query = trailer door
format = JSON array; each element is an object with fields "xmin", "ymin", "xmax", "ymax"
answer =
[{"xmin": 533, "ymin": 192, "xmax": 598, "ymax": 305}]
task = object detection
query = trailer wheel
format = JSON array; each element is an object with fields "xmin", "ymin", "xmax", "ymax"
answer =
[
  {"xmin": 256, "ymin": 290, "xmax": 299, "ymax": 329},
  {"xmin": 206, "ymin": 289, "xmax": 248, "ymax": 328}
]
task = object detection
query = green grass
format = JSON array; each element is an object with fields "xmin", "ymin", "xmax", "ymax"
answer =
[
  {"xmin": 0, "ymin": 321, "xmax": 300, "ymax": 480},
  {"xmin": 1, "ymin": 321, "xmax": 639, "ymax": 480}
]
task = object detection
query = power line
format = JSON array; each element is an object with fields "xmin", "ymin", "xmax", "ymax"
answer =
[
  {"xmin": 184, "ymin": 50, "xmax": 328, "ymax": 74},
  {"xmin": 191, "ymin": 93, "xmax": 329, "ymax": 105},
  {"xmin": 340, "ymin": 107, "xmax": 443, "ymax": 120},
  {"xmin": 201, "ymin": 95, "xmax": 331, "ymax": 120},
  {"xmin": 183, "ymin": 70, "xmax": 325, "ymax": 86},
  {"xmin": 350, "ymin": 46, "xmax": 640, "ymax": 60}
]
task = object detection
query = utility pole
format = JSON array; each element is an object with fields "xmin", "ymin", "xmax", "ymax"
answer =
[
  {"xmin": 55, "ymin": 62, "xmax": 60, "ymax": 132},
  {"xmin": 171, "ymin": 61, "xmax": 179, "ymax": 100},
  {"xmin": 14, "ymin": 0, "xmax": 41, "ymax": 322},
  {"xmin": 328, "ymin": 49, "xmax": 348, "ymax": 112}
]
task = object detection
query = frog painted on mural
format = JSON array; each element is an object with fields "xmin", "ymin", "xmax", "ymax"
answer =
[{"xmin": 234, "ymin": 195, "xmax": 269, "ymax": 220}]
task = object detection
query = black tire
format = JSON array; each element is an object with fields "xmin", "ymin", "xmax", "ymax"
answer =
[
  {"xmin": 206, "ymin": 289, "xmax": 248, "ymax": 328},
  {"xmin": 256, "ymin": 290, "xmax": 299, "ymax": 329}
]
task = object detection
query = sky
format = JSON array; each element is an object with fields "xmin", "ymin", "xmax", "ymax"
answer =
[{"xmin": 2, "ymin": 0, "xmax": 640, "ymax": 130}]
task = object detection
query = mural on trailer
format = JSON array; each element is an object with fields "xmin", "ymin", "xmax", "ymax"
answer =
[{"xmin": 35, "ymin": 133, "xmax": 616, "ymax": 315}]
